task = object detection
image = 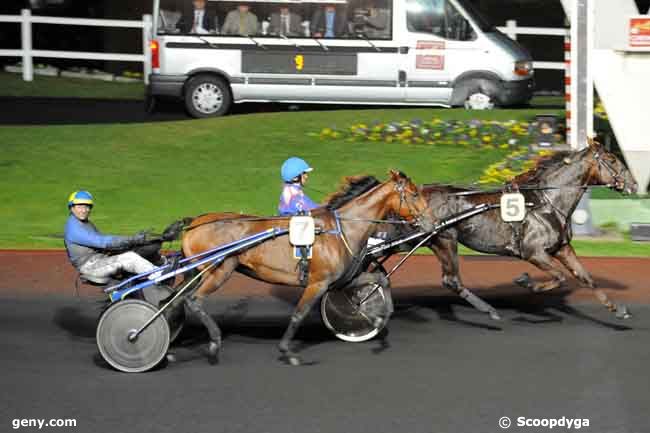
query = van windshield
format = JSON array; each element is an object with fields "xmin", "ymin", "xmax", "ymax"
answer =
[
  {"xmin": 406, "ymin": 0, "xmax": 477, "ymax": 41},
  {"xmin": 455, "ymin": 0, "xmax": 494, "ymax": 32}
]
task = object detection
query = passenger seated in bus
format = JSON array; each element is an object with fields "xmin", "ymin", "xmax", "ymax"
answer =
[
  {"xmin": 222, "ymin": 4, "xmax": 259, "ymax": 36},
  {"xmin": 278, "ymin": 157, "xmax": 319, "ymax": 216},
  {"xmin": 177, "ymin": 0, "xmax": 218, "ymax": 34},
  {"xmin": 352, "ymin": 0, "xmax": 391, "ymax": 39},
  {"xmin": 159, "ymin": 9, "xmax": 182, "ymax": 34},
  {"xmin": 268, "ymin": 6, "xmax": 303, "ymax": 37},
  {"xmin": 310, "ymin": 4, "xmax": 349, "ymax": 38}
]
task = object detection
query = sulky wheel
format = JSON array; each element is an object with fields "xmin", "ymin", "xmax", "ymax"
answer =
[
  {"xmin": 141, "ymin": 284, "xmax": 185, "ymax": 343},
  {"xmin": 96, "ymin": 299, "xmax": 170, "ymax": 373},
  {"xmin": 321, "ymin": 282, "xmax": 391, "ymax": 343}
]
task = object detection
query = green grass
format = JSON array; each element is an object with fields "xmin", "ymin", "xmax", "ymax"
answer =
[
  {"xmin": 0, "ymin": 71, "xmax": 145, "ymax": 100},
  {"xmin": 2, "ymin": 105, "xmax": 645, "ymax": 256},
  {"xmin": 0, "ymin": 108, "xmax": 513, "ymax": 248}
]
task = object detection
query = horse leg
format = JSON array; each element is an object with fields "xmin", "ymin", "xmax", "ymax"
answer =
[
  {"xmin": 346, "ymin": 271, "xmax": 393, "ymax": 325},
  {"xmin": 278, "ymin": 281, "xmax": 329, "ymax": 366},
  {"xmin": 523, "ymin": 252, "xmax": 567, "ymax": 293},
  {"xmin": 429, "ymin": 237, "xmax": 501, "ymax": 320},
  {"xmin": 184, "ymin": 258, "xmax": 238, "ymax": 363},
  {"xmin": 554, "ymin": 244, "xmax": 630, "ymax": 319}
]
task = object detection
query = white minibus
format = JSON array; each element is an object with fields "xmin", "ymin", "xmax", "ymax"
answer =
[{"xmin": 149, "ymin": 0, "xmax": 534, "ymax": 117}]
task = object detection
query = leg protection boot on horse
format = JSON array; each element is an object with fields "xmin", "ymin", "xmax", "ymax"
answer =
[
  {"xmin": 443, "ymin": 275, "xmax": 501, "ymax": 321},
  {"xmin": 279, "ymin": 314, "xmax": 305, "ymax": 366},
  {"xmin": 458, "ymin": 288, "xmax": 501, "ymax": 321},
  {"xmin": 184, "ymin": 296, "xmax": 222, "ymax": 364}
]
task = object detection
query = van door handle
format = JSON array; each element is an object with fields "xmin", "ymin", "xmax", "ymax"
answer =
[
  {"xmin": 399, "ymin": 46, "xmax": 409, "ymax": 54},
  {"xmin": 398, "ymin": 70, "xmax": 407, "ymax": 87}
]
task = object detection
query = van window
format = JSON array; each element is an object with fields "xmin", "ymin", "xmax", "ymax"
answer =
[
  {"xmin": 406, "ymin": 0, "xmax": 476, "ymax": 41},
  {"xmin": 348, "ymin": 0, "xmax": 393, "ymax": 40},
  {"xmin": 157, "ymin": 1, "xmax": 393, "ymax": 40}
]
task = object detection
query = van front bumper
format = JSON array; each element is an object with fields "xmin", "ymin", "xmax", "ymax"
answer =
[
  {"xmin": 500, "ymin": 78, "xmax": 535, "ymax": 106},
  {"xmin": 148, "ymin": 74, "xmax": 187, "ymax": 98}
]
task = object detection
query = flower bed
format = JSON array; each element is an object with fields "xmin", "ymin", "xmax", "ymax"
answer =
[{"xmin": 316, "ymin": 118, "xmax": 558, "ymax": 186}]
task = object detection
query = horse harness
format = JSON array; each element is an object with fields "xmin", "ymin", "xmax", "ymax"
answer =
[{"xmin": 295, "ymin": 179, "xmax": 429, "ymax": 287}]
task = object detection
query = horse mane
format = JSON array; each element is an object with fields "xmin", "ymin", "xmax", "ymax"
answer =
[
  {"xmin": 509, "ymin": 150, "xmax": 580, "ymax": 185},
  {"xmin": 325, "ymin": 175, "xmax": 381, "ymax": 210}
]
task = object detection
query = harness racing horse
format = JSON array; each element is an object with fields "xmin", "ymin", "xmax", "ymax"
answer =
[
  {"xmin": 404, "ymin": 139, "xmax": 637, "ymax": 319},
  {"xmin": 176, "ymin": 170, "xmax": 434, "ymax": 365}
]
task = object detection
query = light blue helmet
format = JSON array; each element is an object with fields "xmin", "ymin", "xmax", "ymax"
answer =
[
  {"xmin": 68, "ymin": 190, "xmax": 94, "ymax": 208},
  {"xmin": 281, "ymin": 157, "xmax": 313, "ymax": 182}
]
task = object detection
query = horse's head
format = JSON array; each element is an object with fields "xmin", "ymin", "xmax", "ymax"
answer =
[
  {"xmin": 586, "ymin": 139, "xmax": 638, "ymax": 195},
  {"xmin": 387, "ymin": 170, "xmax": 435, "ymax": 232}
]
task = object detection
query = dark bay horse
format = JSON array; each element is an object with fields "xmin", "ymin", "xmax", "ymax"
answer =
[
  {"xmin": 176, "ymin": 170, "xmax": 434, "ymax": 365},
  {"xmin": 417, "ymin": 139, "xmax": 638, "ymax": 319}
]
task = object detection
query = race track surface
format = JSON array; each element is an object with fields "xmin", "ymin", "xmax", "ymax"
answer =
[{"xmin": 1, "ymin": 294, "xmax": 648, "ymax": 433}]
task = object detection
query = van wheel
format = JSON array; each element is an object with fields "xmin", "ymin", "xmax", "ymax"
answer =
[
  {"xmin": 451, "ymin": 78, "xmax": 499, "ymax": 110},
  {"xmin": 184, "ymin": 75, "xmax": 231, "ymax": 118}
]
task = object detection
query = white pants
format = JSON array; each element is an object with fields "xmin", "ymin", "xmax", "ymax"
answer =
[{"xmin": 79, "ymin": 251, "xmax": 156, "ymax": 283}]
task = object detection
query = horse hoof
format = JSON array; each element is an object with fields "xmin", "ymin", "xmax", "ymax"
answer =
[
  {"xmin": 280, "ymin": 353, "xmax": 302, "ymax": 366},
  {"xmin": 207, "ymin": 342, "xmax": 220, "ymax": 364},
  {"xmin": 166, "ymin": 352, "xmax": 177, "ymax": 363},
  {"xmin": 514, "ymin": 273, "xmax": 532, "ymax": 289},
  {"xmin": 372, "ymin": 317, "xmax": 385, "ymax": 329},
  {"xmin": 489, "ymin": 310, "xmax": 502, "ymax": 321},
  {"xmin": 616, "ymin": 305, "xmax": 631, "ymax": 320},
  {"xmin": 532, "ymin": 285, "xmax": 554, "ymax": 293}
]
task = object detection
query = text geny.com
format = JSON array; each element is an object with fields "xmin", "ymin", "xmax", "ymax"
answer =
[{"xmin": 12, "ymin": 418, "xmax": 77, "ymax": 430}]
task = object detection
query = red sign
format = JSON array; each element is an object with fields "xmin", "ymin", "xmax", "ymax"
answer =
[
  {"xmin": 416, "ymin": 55, "xmax": 444, "ymax": 70},
  {"xmin": 416, "ymin": 40, "xmax": 445, "ymax": 50},
  {"xmin": 629, "ymin": 17, "xmax": 650, "ymax": 47}
]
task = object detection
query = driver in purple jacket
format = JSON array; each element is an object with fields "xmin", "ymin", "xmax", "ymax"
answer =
[{"xmin": 278, "ymin": 157, "xmax": 319, "ymax": 216}]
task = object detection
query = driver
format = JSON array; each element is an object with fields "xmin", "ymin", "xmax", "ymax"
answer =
[
  {"xmin": 64, "ymin": 190, "xmax": 162, "ymax": 284},
  {"xmin": 278, "ymin": 157, "xmax": 319, "ymax": 216}
]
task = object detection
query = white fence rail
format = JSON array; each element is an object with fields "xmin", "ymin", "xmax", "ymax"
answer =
[
  {"xmin": 0, "ymin": 9, "xmax": 152, "ymax": 83},
  {"xmin": 497, "ymin": 19, "xmax": 570, "ymax": 71}
]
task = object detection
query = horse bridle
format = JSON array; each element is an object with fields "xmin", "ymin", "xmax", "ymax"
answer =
[
  {"xmin": 395, "ymin": 180, "xmax": 430, "ymax": 229},
  {"xmin": 592, "ymin": 150, "xmax": 629, "ymax": 190}
]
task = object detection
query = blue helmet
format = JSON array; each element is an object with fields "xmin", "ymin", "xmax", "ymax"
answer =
[
  {"xmin": 281, "ymin": 157, "xmax": 313, "ymax": 182},
  {"xmin": 68, "ymin": 190, "xmax": 94, "ymax": 208}
]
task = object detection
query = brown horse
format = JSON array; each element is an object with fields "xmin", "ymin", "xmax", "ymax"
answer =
[
  {"xmin": 385, "ymin": 139, "xmax": 637, "ymax": 319},
  {"xmin": 175, "ymin": 170, "xmax": 434, "ymax": 365}
]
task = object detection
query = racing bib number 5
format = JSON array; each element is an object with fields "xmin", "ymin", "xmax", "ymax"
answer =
[{"xmin": 500, "ymin": 193, "xmax": 526, "ymax": 222}]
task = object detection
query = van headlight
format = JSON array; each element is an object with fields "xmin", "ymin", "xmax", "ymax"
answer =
[{"xmin": 514, "ymin": 60, "xmax": 533, "ymax": 77}]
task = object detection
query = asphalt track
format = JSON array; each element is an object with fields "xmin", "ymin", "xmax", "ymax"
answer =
[{"xmin": 1, "ymin": 293, "xmax": 648, "ymax": 433}]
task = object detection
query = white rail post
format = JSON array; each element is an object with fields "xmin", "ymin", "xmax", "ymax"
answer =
[
  {"xmin": 569, "ymin": 0, "xmax": 594, "ymax": 150},
  {"xmin": 142, "ymin": 14, "xmax": 152, "ymax": 85},
  {"xmin": 21, "ymin": 9, "xmax": 33, "ymax": 82},
  {"xmin": 505, "ymin": 20, "xmax": 518, "ymax": 40}
]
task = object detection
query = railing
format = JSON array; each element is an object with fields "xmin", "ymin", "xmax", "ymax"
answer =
[
  {"xmin": 0, "ymin": 9, "xmax": 152, "ymax": 84},
  {"xmin": 497, "ymin": 19, "xmax": 570, "ymax": 71}
]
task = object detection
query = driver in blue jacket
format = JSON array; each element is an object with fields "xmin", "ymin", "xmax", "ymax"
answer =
[
  {"xmin": 278, "ymin": 157, "xmax": 319, "ymax": 216},
  {"xmin": 64, "ymin": 190, "xmax": 161, "ymax": 284}
]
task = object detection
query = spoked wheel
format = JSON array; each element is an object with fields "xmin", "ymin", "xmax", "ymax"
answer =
[
  {"xmin": 96, "ymin": 299, "xmax": 170, "ymax": 373},
  {"xmin": 141, "ymin": 284, "xmax": 185, "ymax": 343},
  {"xmin": 321, "ymin": 282, "xmax": 392, "ymax": 343}
]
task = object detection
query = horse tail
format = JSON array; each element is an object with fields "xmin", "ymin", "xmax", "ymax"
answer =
[{"xmin": 161, "ymin": 217, "xmax": 194, "ymax": 241}]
